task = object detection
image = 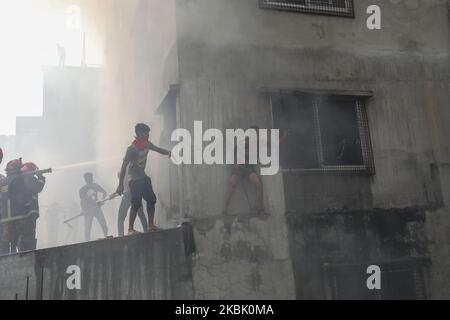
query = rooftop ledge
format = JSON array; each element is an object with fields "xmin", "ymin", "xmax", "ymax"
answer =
[{"xmin": 0, "ymin": 226, "xmax": 195, "ymax": 300}]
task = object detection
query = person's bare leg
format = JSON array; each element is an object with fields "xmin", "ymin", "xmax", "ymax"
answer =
[
  {"xmin": 223, "ymin": 174, "xmax": 239, "ymax": 214},
  {"xmin": 85, "ymin": 213, "xmax": 94, "ymax": 241},
  {"xmin": 142, "ymin": 178, "xmax": 158, "ymax": 232},
  {"xmin": 128, "ymin": 207, "xmax": 140, "ymax": 234},
  {"xmin": 117, "ymin": 196, "xmax": 129, "ymax": 237},
  {"xmin": 128, "ymin": 180, "xmax": 143, "ymax": 235},
  {"xmin": 249, "ymin": 173, "xmax": 264, "ymax": 213},
  {"xmin": 96, "ymin": 210, "xmax": 109, "ymax": 238},
  {"xmin": 137, "ymin": 206, "xmax": 148, "ymax": 232},
  {"xmin": 147, "ymin": 202, "xmax": 157, "ymax": 232}
]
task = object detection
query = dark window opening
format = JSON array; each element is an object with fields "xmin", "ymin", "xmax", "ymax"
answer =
[
  {"xmin": 259, "ymin": 0, "xmax": 355, "ymax": 17},
  {"xmin": 272, "ymin": 94, "xmax": 318, "ymax": 169},
  {"xmin": 325, "ymin": 261, "xmax": 429, "ymax": 300},
  {"xmin": 271, "ymin": 93, "xmax": 374, "ymax": 174},
  {"xmin": 381, "ymin": 269, "xmax": 419, "ymax": 300},
  {"xmin": 319, "ymin": 98, "xmax": 364, "ymax": 166}
]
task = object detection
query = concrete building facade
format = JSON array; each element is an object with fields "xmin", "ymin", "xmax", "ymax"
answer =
[{"xmin": 83, "ymin": 0, "xmax": 450, "ymax": 299}]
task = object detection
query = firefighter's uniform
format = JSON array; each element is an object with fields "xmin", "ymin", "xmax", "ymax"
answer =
[
  {"xmin": 0, "ymin": 173, "xmax": 6, "ymax": 253},
  {"xmin": 0, "ymin": 161, "xmax": 45, "ymax": 254}
]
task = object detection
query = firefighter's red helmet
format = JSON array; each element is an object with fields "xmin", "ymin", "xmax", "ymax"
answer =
[
  {"xmin": 22, "ymin": 162, "xmax": 39, "ymax": 173},
  {"xmin": 6, "ymin": 159, "xmax": 23, "ymax": 173}
]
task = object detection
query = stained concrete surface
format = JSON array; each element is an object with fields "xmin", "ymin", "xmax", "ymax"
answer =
[{"xmin": 0, "ymin": 227, "xmax": 193, "ymax": 300}]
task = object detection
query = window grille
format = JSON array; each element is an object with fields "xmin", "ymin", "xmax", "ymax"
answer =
[
  {"xmin": 260, "ymin": 0, "xmax": 355, "ymax": 18},
  {"xmin": 271, "ymin": 93, "xmax": 375, "ymax": 175}
]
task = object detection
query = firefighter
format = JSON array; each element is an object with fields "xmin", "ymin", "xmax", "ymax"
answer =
[
  {"xmin": 0, "ymin": 147, "xmax": 4, "ymax": 182},
  {"xmin": 0, "ymin": 147, "xmax": 4, "ymax": 188},
  {"xmin": 0, "ymin": 148, "xmax": 5, "ymax": 254},
  {"xmin": 0, "ymin": 159, "xmax": 22, "ymax": 254},
  {"xmin": 0, "ymin": 148, "xmax": 4, "ymax": 188},
  {"xmin": 0, "ymin": 160, "xmax": 46, "ymax": 254},
  {"xmin": 20, "ymin": 162, "xmax": 46, "ymax": 251}
]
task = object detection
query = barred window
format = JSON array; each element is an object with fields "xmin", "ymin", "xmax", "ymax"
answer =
[
  {"xmin": 260, "ymin": 0, "xmax": 355, "ymax": 17},
  {"xmin": 324, "ymin": 260, "xmax": 429, "ymax": 300},
  {"xmin": 271, "ymin": 92, "xmax": 374, "ymax": 174}
]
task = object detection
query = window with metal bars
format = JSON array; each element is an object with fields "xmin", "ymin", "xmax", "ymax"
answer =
[
  {"xmin": 324, "ymin": 260, "xmax": 429, "ymax": 300},
  {"xmin": 271, "ymin": 93, "xmax": 374, "ymax": 174},
  {"xmin": 259, "ymin": 0, "xmax": 355, "ymax": 17}
]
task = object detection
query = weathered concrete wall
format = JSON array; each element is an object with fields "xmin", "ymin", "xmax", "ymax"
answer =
[
  {"xmin": 425, "ymin": 164, "xmax": 450, "ymax": 299},
  {"xmin": 174, "ymin": 0, "xmax": 449, "ymax": 208},
  {"xmin": 0, "ymin": 228, "xmax": 193, "ymax": 300},
  {"xmin": 288, "ymin": 207, "xmax": 432, "ymax": 299},
  {"xmin": 171, "ymin": 0, "xmax": 450, "ymax": 299},
  {"xmin": 73, "ymin": 0, "xmax": 450, "ymax": 299}
]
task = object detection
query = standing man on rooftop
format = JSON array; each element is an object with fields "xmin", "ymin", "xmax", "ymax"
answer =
[{"xmin": 116, "ymin": 123, "xmax": 171, "ymax": 235}]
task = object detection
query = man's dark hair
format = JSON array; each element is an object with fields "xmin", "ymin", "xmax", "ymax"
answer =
[
  {"xmin": 250, "ymin": 125, "xmax": 260, "ymax": 131},
  {"xmin": 84, "ymin": 172, "xmax": 93, "ymax": 179},
  {"xmin": 135, "ymin": 123, "xmax": 151, "ymax": 135}
]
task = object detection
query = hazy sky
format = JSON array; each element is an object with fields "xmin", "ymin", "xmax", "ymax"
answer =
[{"xmin": 0, "ymin": 1, "xmax": 83, "ymax": 136}]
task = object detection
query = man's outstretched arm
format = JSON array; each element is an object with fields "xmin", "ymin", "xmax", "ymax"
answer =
[
  {"xmin": 96, "ymin": 184, "xmax": 108, "ymax": 199},
  {"xmin": 148, "ymin": 142, "xmax": 171, "ymax": 157}
]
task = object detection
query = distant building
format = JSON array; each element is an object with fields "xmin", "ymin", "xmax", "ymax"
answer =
[
  {"xmin": 12, "ymin": 66, "xmax": 105, "ymax": 248},
  {"xmin": 15, "ymin": 116, "xmax": 43, "ymax": 160},
  {"xmin": 40, "ymin": 66, "xmax": 101, "ymax": 164},
  {"xmin": 0, "ymin": 135, "xmax": 17, "ymax": 168}
]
